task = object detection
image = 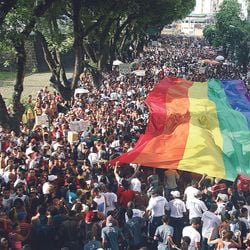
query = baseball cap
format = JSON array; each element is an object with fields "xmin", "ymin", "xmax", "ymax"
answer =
[
  {"xmin": 171, "ymin": 190, "xmax": 180, "ymax": 198},
  {"xmin": 48, "ymin": 175, "xmax": 57, "ymax": 182}
]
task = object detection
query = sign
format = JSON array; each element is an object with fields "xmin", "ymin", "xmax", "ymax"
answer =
[
  {"xmin": 199, "ymin": 66, "xmax": 206, "ymax": 74},
  {"xmin": 68, "ymin": 131, "xmax": 79, "ymax": 144},
  {"xmin": 119, "ymin": 63, "xmax": 131, "ymax": 75},
  {"xmin": 152, "ymin": 41, "xmax": 158, "ymax": 46},
  {"xmin": 74, "ymin": 88, "xmax": 89, "ymax": 97},
  {"xmin": 35, "ymin": 114, "xmax": 49, "ymax": 127},
  {"xmin": 69, "ymin": 120, "xmax": 90, "ymax": 133}
]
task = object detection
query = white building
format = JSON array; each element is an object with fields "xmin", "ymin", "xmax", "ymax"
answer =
[{"xmin": 180, "ymin": 0, "xmax": 249, "ymax": 36}]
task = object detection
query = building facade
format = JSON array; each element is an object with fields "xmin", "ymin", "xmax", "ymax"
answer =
[{"xmin": 179, "ymin": 0, "xmax": 249, "ymax": 36}]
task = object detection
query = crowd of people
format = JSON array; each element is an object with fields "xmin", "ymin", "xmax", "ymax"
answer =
[{"xmin": 0, "ymin": 35, "xmax": 250, "ymax": 250}]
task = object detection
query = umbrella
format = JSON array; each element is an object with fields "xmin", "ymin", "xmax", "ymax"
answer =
[
  {"xmin": 202, "ymin": 59, "xmax": 219, "ymax": 65},
  {"xmin": 113, "ymin": 59, "xmax": 123, "ymax": 66},
  {"xmin": 132, "ymin": 70, "xmax": 146, "ymax": 77},
  {"xmin": 215, "ymin": 55, "xmax": 225, "ymax": 61}
]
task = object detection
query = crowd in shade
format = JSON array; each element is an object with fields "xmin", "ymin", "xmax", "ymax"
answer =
[{"xmin": 0, "ymin": 35, "xmax": 250, "ymax": 250}]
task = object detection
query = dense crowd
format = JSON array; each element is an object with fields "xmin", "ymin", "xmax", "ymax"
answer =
[{"xmin": 0, "ymin": 35, "xmax": 250, "ymax": 250}]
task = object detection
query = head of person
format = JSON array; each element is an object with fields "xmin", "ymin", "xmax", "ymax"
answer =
[
  {"xmin": 106, "ymin": 215, "xmax": 115, "ymax": 226},
  {"xmin": 91, "ymin": 187, "xmax": 100, "ymax": 197},
  {"xmin": 171, "ymin": 190, "xmax": 180, "ymax": 199},
  {"xmin": 121, "ymin": 179, "xmax": 130, "ymax": 190},
  {"xmin": 223, "ymin": 231, "xmax": 234, "ymax": 241},
  {"xmin": 240, "ymin": 207, "xmax": 248, "ymax": 218},
  {"xmin": 209, "ymin": 202, "xmax": 218, "ymax": 212},
  {"xmin": 162, "ymin": 215, "xmax": 169, "ymax": 224},
  {"xmin": 191, "ymin": 217, "xmax": 201, "ymax": 229},
  {"xmin": 16, "ymin": 184, "xmax": 24, "ymax": 197},
  {"xmin": 127, "ymin": 208, "xmax": 133, "ymax": 219},
  {"xmin": 37, "ymin": 204, "xmax": 47, "ymax": 216},
  {"xmin": 216, "ymin": 193, "xmax": 228, "ymax": 203},
  {"xmin": 0, "ymin": 237, "xmax": 9, "ymax": 249},
  {"xmin": 181, "ymin": 236, "xmax": 191, "ymax": 250},
  {"xmin": 194, "ymin": 190, "xmax": 202, "ymax": 200},
  {"xmin": 127, "ymin": 201, "xmax": 135, "ymax": 209}
]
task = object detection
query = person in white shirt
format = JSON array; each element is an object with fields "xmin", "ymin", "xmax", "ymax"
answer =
[
  {"xmin": 146, "ymin": 191, "xmax": 169, "ymax": 238},
  {"xmin": 130, "ymin": 173, "xmax": 141, "ymax": 193},
  {"xmin": 92, "ymin": 187, "xmax": 106, "ymax": 215},
  {"xmin": 182, "ymin": 217, "xmax": 201, "ymax": 250},
  {"xmin": 104, "ymin": 185, "xmax": 117, "ymax": 215},
  {"xmin": 184, "ymin": 184, "xmax": 200, "ymax": 208},
  {"xmin": 125, "ymin": 201, "xmax": 144, "ymax": 222},
  {"xmin": 215, "ymin": 193, "xmax": 228, "ymax": 217},
  {"xmin": 201, "ymin": 202, "xmax": 221, "ymax": 250},
  {"xmin": 169, "ymin": 190, "xmax": 186, "ymax": 246},
  {"xmin": 187, "ymin": 191, "xmax": 207, "ymax": 221},
  {"xmin": 14, "ymin": 169, "xmax": 27, "ymax": 190}
]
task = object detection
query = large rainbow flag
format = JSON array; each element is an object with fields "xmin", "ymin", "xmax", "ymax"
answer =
[{"xmin": 113, "ymin": 77, "xmax": 250, "ymax": 181}]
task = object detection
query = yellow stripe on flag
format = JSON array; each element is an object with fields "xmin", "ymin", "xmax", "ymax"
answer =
[{"xmin": 178, "ymin": 82, "xmax": 225, "ymax": 178}]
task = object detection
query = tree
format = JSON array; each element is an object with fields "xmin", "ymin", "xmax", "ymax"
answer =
[
  {"xmin": 203, "ymin": 0, "xmax": 250, "ymax": 71},
  {"xmin": 235, "ymin": 21, "xmax": 250, "ymax": 72},
  {"xmin": 35, "ymin": 0, "xmax": 195, "ymax": 94},
  {"xmin": 203, "ymin": 25, "xmax": 216, "ymax": 45},
  {"xmin": 0, "ymin": 0, "xmax": 195, "ymax": 131},
  {"xmin": 0, "ymin": 0, "xmax": 56, "ymax": 132}
]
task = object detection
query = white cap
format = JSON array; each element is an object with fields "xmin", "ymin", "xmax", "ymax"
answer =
[
  {"xmin": 26, "ymin": 147, "xmax": 34, "ymax": 156},
  {"xmin": 48, "ymin": 175, "xmax": 57, "ymax": 182},
  {"xmin": 171, "ymin": 190, "xmax": 180, "ymax": 198},
  {"xmin": 217, "ymin": 193, "xmax": 228, "ymax": 202}
]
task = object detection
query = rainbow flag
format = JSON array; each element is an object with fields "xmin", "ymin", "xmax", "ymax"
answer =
[{"xmin": 113, "ymin": 77, "xmax": 250, "ymax": 181}]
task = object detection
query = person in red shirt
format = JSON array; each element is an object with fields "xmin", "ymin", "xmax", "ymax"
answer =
[{"xmin": 118, "ymin": 180, "xmax": 135, "ymax": 209}]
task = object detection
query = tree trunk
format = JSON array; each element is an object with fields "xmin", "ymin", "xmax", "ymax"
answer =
[
  {"xmin": 37, "ymin": 31, "xmax": 72, "ymax": 100},
  {"xmin": 0, "ymin": 94, "xmax": 10, "ymax": 129},
  {"xmin": 71, "ymin": 0, "xmax": 84, "ymax": 90},
  {"xmin": 11, "ymin": 41, "xmax": 26, "ymax": 133}
]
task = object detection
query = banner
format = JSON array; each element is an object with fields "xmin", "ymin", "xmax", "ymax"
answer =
[
  {"xmin": 69, "ymin": 120, "xmax": 90, "ymax": 133},
  {"xmin": 35, "ymin": 114, "xmax": 49, "ymax": 127},
  {"xmin": 119, "ymin": 63, "xmax": 131, "ymax": 75}
]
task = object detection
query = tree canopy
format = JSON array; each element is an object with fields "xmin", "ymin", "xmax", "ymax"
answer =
[
  {"xmin": 203, "ymin": 0, "xmax": 250, "ymax": 70},
  {"xmin": 0, "ymin": 0, "xmax": 195, "ymax": 131}
]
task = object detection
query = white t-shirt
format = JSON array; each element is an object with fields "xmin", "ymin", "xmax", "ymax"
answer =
[
  {"xmin": 182, "ymin": 225, "xmax": 201, "ymax": 250},
  {"xmin": 125, "ymin": 208, "xmax": 144, "ymax": 222},
  {"xmin": 42, "ymin": 182, "xmax": 52, "ymax": 195},
  {"xmin": 184, "ymin": 186, "xmax": 200, "ymax": 206},
  {"xmin": 130, "ymin": 178, "xmax": 141, "ymax": 193},
  {"xmin": 94, "ymin": 194, "xmax": 106, "ymax": 214},
  {"xmin": 202, "ymin": 210, "xmax": 221, "ymax": 238},
  {"xmin": 169, "ymin": 198, "xmax": 186, "ymax": 218},
  {"xmin": 147, "ymin": 195, "xmax": 169, "ymax": 217},
  {"xmin": 88, "ymin": 152, "xmax": 98, "ymax": 167},
  {"xmin": 104, "ymin": 192, "xmax": 117, "ymax": 214},
  {"xmin": 187, "ymin": 197, "xmax": 208, "ymax": 220}
]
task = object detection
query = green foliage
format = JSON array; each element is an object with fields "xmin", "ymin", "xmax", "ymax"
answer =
[
  {"xmin": 204, "ymin": 0, "xmax": 250, "ymax": 71},
  {"xmin": 203, "ymin": 25, "xmax": 216, "ymax": 45},
  {"xmin": 36, "ymin": 2, "xmax": 73, "ymax": 53}
]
